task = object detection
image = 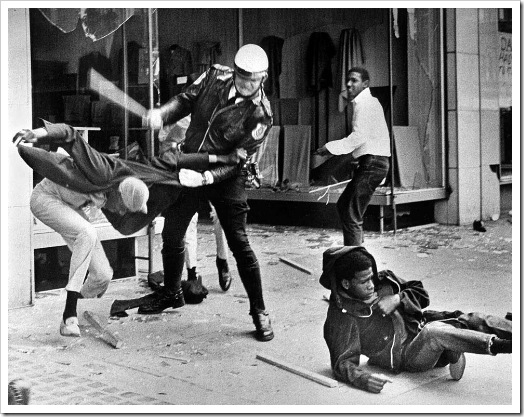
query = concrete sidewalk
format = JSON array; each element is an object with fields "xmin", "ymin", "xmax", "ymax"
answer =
[{"xmin": 6, "ymin": 215, "xmax": 517, "ymax": 412}]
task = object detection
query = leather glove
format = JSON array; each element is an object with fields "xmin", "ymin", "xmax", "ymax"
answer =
[
  {"xmin": 142, "ymin": 109, "xmax": 163, "ymax": 129},
  {"xmin": 12, "ymin": 129, "xmax": 37, "ymax": 146},
  {"xmin": 179, "ymin": 169, "xmax": 204, "ymax": 187}
]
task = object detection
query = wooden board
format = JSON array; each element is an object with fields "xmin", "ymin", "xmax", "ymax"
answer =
[
  {"xmin": 84, "ymin": 311, "xmax": 123, "ymax": 349},
  {"xmin": 256, "ymin": 353, "xmax": 338, "ymax": 388}
]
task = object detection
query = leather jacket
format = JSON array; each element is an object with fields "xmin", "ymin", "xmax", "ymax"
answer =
[{"xmin": 158, "ymin": 64, "xmax": 273, "ymax": 189}]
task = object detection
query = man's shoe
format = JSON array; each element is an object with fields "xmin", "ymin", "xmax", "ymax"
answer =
[
  {"xmin": 251, "ymin": 311, "xmax": 274, "ymax": 342},
  {"xmin": 60, "ymin": 317, "xmax": 80, "ymax": 337},
  {"xmin": 217, "ymin": 257, "xmax": 232, "ymax": 291},
  {"xmin": 449, "ymin": 352, "xmax": 466, "ymax": 381},
  {"xmin": 137, "ymin": 288, "xmax": 185, "ymax": 314},
  {"xmin": 8, "ymin": 379, "xmax": 31, "ymax": 405}
]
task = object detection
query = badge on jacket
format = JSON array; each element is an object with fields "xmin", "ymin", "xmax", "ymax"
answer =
[{"xmin": 252, "ymin": 123, "xmax": 268, "ymax": 141}]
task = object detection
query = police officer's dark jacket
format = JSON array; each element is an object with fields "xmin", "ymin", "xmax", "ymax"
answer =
[{"xmin": 158, "ymin": 64, "xmax": 273, "ymax": 192}]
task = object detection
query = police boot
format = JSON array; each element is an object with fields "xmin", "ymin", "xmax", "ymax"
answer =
[
  {"xmin": 138, "ymin": 250, "xmax": 185, "ymax": 314},
  {"xmin": 238, "ymin": 262, "xmax": 274, "ymax": 341}
]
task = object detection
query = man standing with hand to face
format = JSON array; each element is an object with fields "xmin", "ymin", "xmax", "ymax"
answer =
[
  {"xmin": 315, "ymin": 67, "xmax": 390, "ymax": 246},
  {"xmin": 142, "ymin": 44, "xmax": 275, "ymax": 342}
]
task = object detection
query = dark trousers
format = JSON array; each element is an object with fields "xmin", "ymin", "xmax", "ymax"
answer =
[
  {"xmin": 336, "ymin": 154, "xmax": 390, "ymax": 246},
  {"xmin": 161, "ymin": 186, "xmax": 266, "ymax": 314}
]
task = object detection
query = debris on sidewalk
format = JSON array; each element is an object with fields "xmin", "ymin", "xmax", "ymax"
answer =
[
  {"xmin": 256, "ymin": 353, "xmax": 338, "ymax": 388},
  {"xmin": 84, "ymin": 311, "xmax": 123, "ymax": 349},
  {"xmin": 159, "ymin": 354, "xmax": 190, "ymax": 364},
  {"xmin": 279, "ymin": 257, "xmax": 313, "ymax": 275}
]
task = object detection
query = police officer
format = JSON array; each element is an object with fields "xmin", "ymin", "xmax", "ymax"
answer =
[{"xmin": 141, "ymin": 44, "xmax": 274, "ymax": 341}]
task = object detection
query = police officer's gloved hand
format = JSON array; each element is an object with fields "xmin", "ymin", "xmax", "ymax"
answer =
[{"xmin": 179, "ymin": 169, "xmax": 214, "ymax": 188}]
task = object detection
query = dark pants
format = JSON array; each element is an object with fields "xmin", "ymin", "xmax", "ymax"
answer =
[
  {"xmin": 336, "ymin": 154, "xmax": 390, "ymax": 246},
  {"xmin": 161, "ymin": 185, "xmax": 266, "ymax": 314}
]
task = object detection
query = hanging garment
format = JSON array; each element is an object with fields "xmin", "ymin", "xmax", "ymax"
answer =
[
  {"xmin": 337, "ymin": 28, "xmax": 365, "ymax": 112},
  {"xmin": 260, "ymin": 36, "xmax": 285, "ymax": 98},
  {"xmin": 195, "ymin": 42, "xmax": 222, "ymax": 73},
  {"xmin": 305, "ymin": 32, "xmax": 336, "ymax": 94},
  {"xmin": 164, "ymin": 44, "xmax": 193, "ymax": 98}
]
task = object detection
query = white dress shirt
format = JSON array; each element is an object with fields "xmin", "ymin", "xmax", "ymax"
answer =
[{"xmin": 325, "ymin": 87, "xmax": 391, "ymax": 158}]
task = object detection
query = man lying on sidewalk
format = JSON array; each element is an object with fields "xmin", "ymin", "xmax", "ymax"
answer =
[{"xmin": 320, "ymin": 246, "xmax": 512, "ymax": 393}]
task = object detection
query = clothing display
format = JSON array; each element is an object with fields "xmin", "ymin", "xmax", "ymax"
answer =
[
  {"xmin": 337, "ymin": 29, "xmax": 365, "ymax": 113},
  {"xmin": 164, "ymin": 44, "xmax": 193, "ymax": 99},
  {"xmin": 260, "ymin": 36, "xmax": 285, "ymax": 98},
  {"xmin": 305, "ymin": 32, "xmax": 336, "ymax": 93},
  {"xmin": 195, "ymin": 41, "xmax": 222, "ymax": 73}
]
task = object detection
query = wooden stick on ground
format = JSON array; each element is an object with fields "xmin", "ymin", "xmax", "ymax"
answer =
[
  {"xmin": 84, "ymin": 311, "xmax": 123, "ymax": 349},
  {"xmin": 256, "ymin": 354, "xmax": 338, "ymax": 388},
  {"xmin": 279, "ymin": 257, "xmax": 313, "ymax": 275}
]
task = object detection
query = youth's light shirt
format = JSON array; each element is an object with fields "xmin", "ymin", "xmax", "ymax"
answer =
[{"xmin": 325, "ymin": 87, "xmax": 391, "ymax": 158}]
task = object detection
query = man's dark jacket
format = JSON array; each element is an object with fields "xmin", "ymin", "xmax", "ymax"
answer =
[{"xmin": 18, "ymin": 122, "xmax": 210, "ymax": 235}]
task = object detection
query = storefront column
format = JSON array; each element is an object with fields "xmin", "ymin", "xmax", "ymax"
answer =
[
  {"xmin": 435, "ymin": 8, "xmax": 500, "ymax": 225},
  {"xmin": 6, "ymin": 8, "xmax": 34, "ymax": 308}
]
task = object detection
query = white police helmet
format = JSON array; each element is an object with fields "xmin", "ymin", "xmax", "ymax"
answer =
[{"xmin": 234, "ymin": 44, "xmax": 268, "ymax": 77}]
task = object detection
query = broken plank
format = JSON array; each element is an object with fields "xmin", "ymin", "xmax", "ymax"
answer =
[
  {"xmin": 279, "ymin": 257, "xmax": 313, "ymax": 275},
  {"xmin": 256, "ymin": 354, "xmax": 338, "ymax": 388},
  {"xmin": 159, "ymin": 354, "xmax": 190, "ymax": 363},
  {"xmin": 84, "ymin": 311, "xmax": 123, "ymax": 349}
]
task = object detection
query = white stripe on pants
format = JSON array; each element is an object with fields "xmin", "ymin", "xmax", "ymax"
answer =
[
  {"xmin": 30, "ymin": 186, "xmax": 112, "ymax": 298},
  {"xmin": 183, "ymin": 203, "xmax": 229, "ymax": 269}
]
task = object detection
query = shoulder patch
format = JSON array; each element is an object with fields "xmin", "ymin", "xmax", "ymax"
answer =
[{"xmin": 252, "ymin": 123, "xmax": 269, "ymax": 141}]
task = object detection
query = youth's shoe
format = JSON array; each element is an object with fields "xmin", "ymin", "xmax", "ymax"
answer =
[
  {"xmin": 449, "ymin": 353, "xmax": 466, "ymax": 381},
  {"xmin": 137, "ymin": 288, "xmax": 185, "ymax": 314},
  {"xmin": 60, "ymin": 317, "xmax": 80, "ymax": 337},
  {"xmin": 251, "ymin": 311, "xmax": 274, "ymax": 342},
  {"xmin": 8, "ymin": 379, "xmax": 31, "ymax": 405}
]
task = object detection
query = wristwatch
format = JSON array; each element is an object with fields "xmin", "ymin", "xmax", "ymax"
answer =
[{"xmin": 201, "ymin": 173, "xmax": 208, "ymax": 186}]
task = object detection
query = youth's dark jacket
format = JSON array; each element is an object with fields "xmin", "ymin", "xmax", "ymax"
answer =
[
  {"xmin": 17, "ymin": 122, "xmax": 210, "ymax": 235},
  {"xmin": 320, "ymin": 246, "xmax": 430, "ymax": 391}
]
